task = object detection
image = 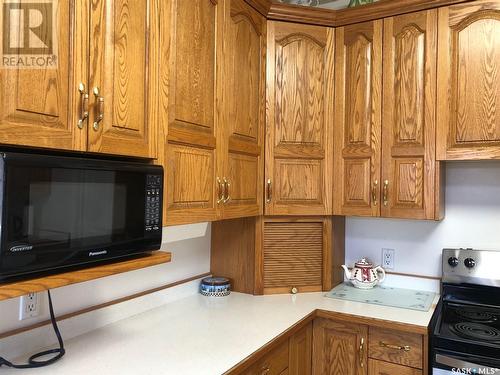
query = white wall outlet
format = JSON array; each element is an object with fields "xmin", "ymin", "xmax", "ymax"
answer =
[
  {"xmin": 19, "ymin": 292, "xmax": 40, "ymax": 320},
  {"xmin": 382, "ymin": 248, "xmax": 395, "ymax": 270}
]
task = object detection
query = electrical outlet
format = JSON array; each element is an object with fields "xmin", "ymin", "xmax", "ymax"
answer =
[
  {"xmin": 382, "ymin": 248, "xmax": 395, "ymax": 270},
  {"xmin": 19, "ymin": 292, "xmax": 40, "ymax": 320}
]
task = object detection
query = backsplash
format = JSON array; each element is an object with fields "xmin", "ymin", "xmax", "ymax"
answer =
[
  {"xmin": 0, "ymin": 223, "xmax": 211, "ymax": 334},
  {"xmin": 345, "ymin": 161, "xmax": 500, "ymax": 289}
]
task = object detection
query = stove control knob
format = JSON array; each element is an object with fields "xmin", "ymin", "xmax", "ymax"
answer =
[
  {"xmin": 448, "ymin": 257, "xmax": 459, "ymax": 267},
  {"xmin": 464, "ymin": 258, "xmax": 476, "ymax": 269}
]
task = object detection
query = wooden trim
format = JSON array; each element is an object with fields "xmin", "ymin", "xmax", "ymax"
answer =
[
  {"xmin": 252, "ymin": 0, "xmax": 473, "ymax": 27},
  {"xmin": 244, "ymin": 0, "xmax": 272, "ymax": 16},
  {"xmin": 386, "ymin": 271, "xmax": 441, "ymax": 281},
  {"xmin": 0, "ymin": 272, "xmax": 210, "ymax": 340},
  {"xmin": 0, "ymin": 252, "xmax": 172, "ymax": 302},
  {"xmin": 267, "ymin": 2, "xmax": 336, "ymax": 26}
]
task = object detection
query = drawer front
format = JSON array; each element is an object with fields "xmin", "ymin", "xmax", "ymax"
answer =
[
  {"xmin": 245, "ymin": 341, "xmax": 289, "ymax": 375},
  {"xmin": 368, "ymin": 327, "xmax": 423, "ymax": 369},
  {"xmin": 368, "ymin": 359, "xmax": 422, "ymax": 375}
]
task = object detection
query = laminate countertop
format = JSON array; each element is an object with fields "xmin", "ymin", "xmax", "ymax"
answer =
[{"xmin": 2, "ymin": 291, "xmax": 439, "ymax": 375}]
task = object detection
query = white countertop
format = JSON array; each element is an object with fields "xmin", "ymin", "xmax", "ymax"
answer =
[{"xmin": 2, "ymin": 291, "xmax": 438, "ymax": 375}]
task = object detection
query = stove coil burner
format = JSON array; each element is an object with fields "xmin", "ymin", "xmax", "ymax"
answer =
[
  {"xmin": 455, "ymin": 309, "xmax": 498, "ymax": 324},
  {"xmin": 452, "ymin": 322, "xmax": 500, "ymax": 342}
]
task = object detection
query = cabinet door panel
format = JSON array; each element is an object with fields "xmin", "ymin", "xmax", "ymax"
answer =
[
  {"xmin": 289, "ymin": 323, "xmax": 313, "ymax": 375},
  {"xmin": 160, "ymin": 0, "xmax": 221, "ymax": 225},
  {"xmin": 312, "ymin": 318, "xmax": 367, "ymax": 375},
  {"xmin": 88, "ymin": 0, "xmax": 157, "ymax": 157},
  {"xmin": 222, "ymin": 0, "xmax": 265, "ymax": 219},
  {"xmin": 0, "ymin": 1, "xmax": 87, "ymax": 151},
  {"xmin": 333, "ymin": 21, "xmax": 382, "ymax": 217},
  {"xmin": 266, "ymin": 22, "xmax": 334, "ymax": 215},
  {"xmin": 437, "ymin": 1, "xmax": 500, "ymax": 159},
  {"xmin": 382, "ymin": 10, "xmax": 438, "ymax": 219},
  {"xmin": 368, "ymin": 360, "xmax": 422, "ymax": 375}
]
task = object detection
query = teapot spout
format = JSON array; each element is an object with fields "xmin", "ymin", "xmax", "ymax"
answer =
[{"xmin": 341, "ymin": 265, "xmax": 351, "ymax": 280}]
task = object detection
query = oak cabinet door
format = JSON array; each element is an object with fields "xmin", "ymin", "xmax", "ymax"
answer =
[
  {"xmin": 333, "ymin": 21, "xmax": 382, "ymax": 217},
  {"xmin": 88, "ymin": 0, "xmax": 158, "ymax": 158},
  {"xmin": 289, "ymin": 323, "xmax": 312, "ymax": 375},
  {"xmin": 160, "ymin": 0, "xmax": 222, "ymax": 225},
  {"xmin": 0, "ymin": 1, "xmax": 88, "ymax": 151},
  {"xmin": 266, "ymin": 22, "xmax": 334, "ymax": 216},
  {"xmin": 437, "ymin": 1, "xmax": 500, "ymax": 160},
  {"xmin": 220, "ymin": 0, "xmax": 265, "ymax": 219},
  {"xmin": 312, "ymin": 318, "xmax": 368, "ymax": 375},
  {"xmin": 381, "ymin": 10, "xmax": 438, "ymax": 219},
  {"xmin": 368, "ymin": 360, "xmax": 422, "ymax": 375}
]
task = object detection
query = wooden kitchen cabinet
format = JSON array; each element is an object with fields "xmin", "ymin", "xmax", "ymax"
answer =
[
  {"xmin": 0, "ymin": 1, "xmax": 88, "ymax": 151},
  {"xmin": 368, "ymin": 360, "xmax": 422, "ymax": 375},
  {"xmin": 312, "ymin": 318, "xmax": 368, "ymax": 375},
  {"xmin": 289, "ymin": 322, "xmax": 312, "ymax": 375},
  {"xmin": 437, "ymin": 1, "xmax": 500, "ymax": 160},
  {"xmin": 211, "ymin": 216, "xmax": 345, "ymax": 295},
  {"xmin": 0, "ymin": 0, "xmax": 159, "ymax": 158},
  {"xmin": 160, "ymin": 0, "xmax": 265, "ymax": 225},
  {"xmin": 333, "ymin": 11, "xmax": 443, "ymax": 220},
  {"xmin": 265, "ymin": 21, "xmax": 334, "ymax": 216}
]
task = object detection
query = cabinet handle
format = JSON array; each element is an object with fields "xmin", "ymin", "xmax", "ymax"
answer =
[
  {"xmin": 260, "ymin": 366, "xmax": 270, "ymax": 375},
  {"xmin": 93, "ymin": 87, "xmax": 104, "ymax": 131},
  {"xmin": 223, "ymin": 178, "xmax": 231, "ymax": 204},
  {"xmin": 216, "ymin": 178, "xmax": 224, "ymax": 204},
  {"xmin": 379, "ymin": 341, "xmax": 411, "ymax": 352},
  {"xmin": 266, "ymin": 179, "xmax": 272, "ymax": 203},
  {"xmin": 372, "ymin": 180, "xmax": 378, "ymax": 206},
  {"xmin": 359, "ymin": 337, "xmax": 365, "ymax": 368},
  {"xmin": 77, "ymin": 83, "xmax": 89, "ymax": 129},
  {"xmin": 383, "ymin": 180, "xmax": 389, "ymax": 206}
]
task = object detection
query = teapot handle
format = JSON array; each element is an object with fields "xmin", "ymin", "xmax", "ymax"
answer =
[{"xmin": 375, "ymin": 266, "xmax": 386, "ymax": 283}]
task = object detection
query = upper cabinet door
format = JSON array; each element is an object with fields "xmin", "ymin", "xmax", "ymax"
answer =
[
  {"xmin": 266, "ymin": 22, "xmax": 334, "ymax": 216},
  {"xmin": 0, "ymin": 1, "xmax": 88, "ymax": 151},
  {"xmin": 221, "ymin": 0, "xmax": 265, "ymax": 219},
  {"xmin": 333, "ymin": 21, "xmax": 382, "ymax": 217},
  {"xmin": 381, "ymin": 10, "xmax": 438, "ymax": 219},
  {"xmin": 437, "ymin": 1, "xmax": 500, "ymax": 160},
  {"xmin": 88, "ymin": 0, "xmax": 158, "ymax": 158},
  {"xmin": 161, "ymin": 0, "xmax": 222, "ymax": 225}
]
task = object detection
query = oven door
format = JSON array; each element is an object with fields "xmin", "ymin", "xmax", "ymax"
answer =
[
  {"xmin": 433, "ymin": 350, "xmax": 500, "ymax": 375},
  {"xmin": 0, "ymin": 152, "xmax": 163, "ymax": 279}
]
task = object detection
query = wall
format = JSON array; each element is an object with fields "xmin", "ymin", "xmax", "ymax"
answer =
[
  {"xmin": 345, "ymin": 161, "xmax": 500, "ymax": 291},
  {"xmin": 0, "ymin": 223, "xmax": 211, "ymax": 334}
]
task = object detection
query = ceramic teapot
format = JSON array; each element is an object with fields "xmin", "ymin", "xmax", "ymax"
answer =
[{"xmin": 341, "ymin": 258, "xmax": 386, "ymax": 289}]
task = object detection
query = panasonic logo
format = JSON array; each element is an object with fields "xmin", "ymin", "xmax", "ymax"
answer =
[
  {"xmin": 9, "ymin": 245, "xmax": 34, "ymax": 253},
  {"xmin": 89, "ymin": 250, "xmax": 108, "ymax": 257}
]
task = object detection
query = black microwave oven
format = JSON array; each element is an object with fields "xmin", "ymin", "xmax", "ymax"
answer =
[{"xmin": 0, "ymin": 151, "xmax": 163, "ymax": 281}]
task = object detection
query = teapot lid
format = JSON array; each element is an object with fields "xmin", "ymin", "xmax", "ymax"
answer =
[{"xmin": 354, "ymin": 258, "xmax": 374, "ymax": 268}]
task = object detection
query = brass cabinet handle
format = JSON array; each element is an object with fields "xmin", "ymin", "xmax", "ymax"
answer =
[
  {"xmin": 77, "ymin": 83, "xmax": 89, "ymax": 129},
  {"xmin": 383, "ymin": 180, "xmax": 389, "ymax": 206},
  {"xmin": 216, "ymin": 178, "xmax": 224, "ymax": 204},
  {"xmin": 266, "ymin": 179, "xmax": 272, "ymax": 203},
  {"xmin": 223, "ymin": 178, "xmax": 231, "ymax": 204},
  {"xmin": 372, "ymin": 180, "xmax": 379, "ymax": 206},
  {"xmin": 93, "ymin": 87, "xmax": 104, "ymax": 131},
  {"xmin": 260, "ymin": 367, "xmax": 270, "ymax": 375},
  {"xmin": 379, "ymin": 341, "xmax": 411, "ymax": 352},
  {"xmin": 359, "ymin": 337, "xmax": 365, "ymax": 368}
]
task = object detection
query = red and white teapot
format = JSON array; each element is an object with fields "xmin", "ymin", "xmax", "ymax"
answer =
[{"xmin": 341, "ymin": 258, "xmax": 386, "ymax": 289}]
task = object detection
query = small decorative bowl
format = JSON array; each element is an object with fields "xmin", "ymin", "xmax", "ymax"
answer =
[{"xmin": 199, "ymin": 277, "xmax": 231, "ymax": 297}]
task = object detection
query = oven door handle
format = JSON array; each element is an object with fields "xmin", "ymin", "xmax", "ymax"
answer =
[{"xmin": 436, "ymin": 354, "xmax": 500, "ymax": 373}]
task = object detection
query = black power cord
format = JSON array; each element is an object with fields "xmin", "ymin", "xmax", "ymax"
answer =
[{"xmin": 0, "ymin": 290, "xmax": 66, "ymax": 369}]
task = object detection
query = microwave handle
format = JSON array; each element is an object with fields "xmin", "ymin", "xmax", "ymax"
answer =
[{"xmin": 435, "ymin": 353, "xmax": 500, "ymax": 372}]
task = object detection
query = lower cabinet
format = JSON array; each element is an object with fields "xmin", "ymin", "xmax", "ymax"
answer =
[
  {"xmin": 368, "ymin": 360, "xmax": 422, "ymax": 375},
  {"xmin": 312, "ymin": 318, "xmax": 368, "ymax": 375}
]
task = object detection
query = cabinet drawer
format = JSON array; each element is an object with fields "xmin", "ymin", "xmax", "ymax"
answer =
[
  {"xmin": 368, "ymin": 327, "xmax": 423, "ymax": 369},
  {"xmin": 368, "ymin": 359, "xmax": 422, "ymax": 375},
  {"xmin": 244, "ymin": 341, "xmax": 289, "ymax": 375}
]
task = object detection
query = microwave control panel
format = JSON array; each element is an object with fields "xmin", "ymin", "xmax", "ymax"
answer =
[{"xmin": 145, "ymin": 175, "xmax": 162, "ymax": 233}]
